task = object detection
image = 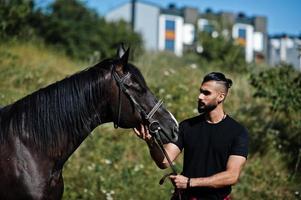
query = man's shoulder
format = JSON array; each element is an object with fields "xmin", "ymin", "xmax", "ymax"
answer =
[
  {"xmin": 181, "ymin": 115, "xmax": 203, "ymax": 123},
  {"xmin": 225, "ymin": 115, "xmax": 248, "ymax": 135},
  {"xmin": 180, "ymin": 115, "xmax": 204, "ymax": 127}
]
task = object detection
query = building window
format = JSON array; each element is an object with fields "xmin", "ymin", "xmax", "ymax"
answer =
[
  {"xmin": 203, "ymin": 24, "xmax": 214, "ymax": 33},
  {"xmin": 165, "ymin": 39, "xmax": 175, "ymax": 51},
  {"xmin": 165, "ymin": 20, "xmax": 175, "ymax": 30},
  {"xmin": 238, "ymin": 28, "xmax": 246, "ymax": 39},
  {"xmin": 237, "ymin": 28, "xmax": 246, "ymax": 46},
  {"xmin": 165, "ymin": 19, "xmax": 176, "ymax": 51}
]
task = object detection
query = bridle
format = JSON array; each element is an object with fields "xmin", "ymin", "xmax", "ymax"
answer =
[
  {"xmin": 112, "ymin": 68, "xmax": 163, "ymax": 131},
  {"xmin": 112, "ymin": 67, "xmax": 182, "ymax": 199}
]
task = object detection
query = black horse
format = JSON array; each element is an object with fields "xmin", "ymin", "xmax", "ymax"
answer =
[{"xmin": 0, "ymin": 46, "xmax": 179, "ymax": 199}]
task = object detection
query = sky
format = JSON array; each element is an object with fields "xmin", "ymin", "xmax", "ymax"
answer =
[{"xmin": 85, "ymin": 0, "xmax": 301, "ymax": 36}]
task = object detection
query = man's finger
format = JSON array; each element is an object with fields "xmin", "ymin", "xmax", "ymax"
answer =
[
  {"xmin": 133, "ymin": 124, "xmax": 153, "ymax": 140},
  {"xmin": 133, "ymin": 128, "xmax": 139, "ymax": 135},
  {"xmin": 140, "ymin": 125, "xmax": 145, "ymax": 139},
  {"xmin": 169, "ymin": 175, "xmax": 176, "ymax": 179}
]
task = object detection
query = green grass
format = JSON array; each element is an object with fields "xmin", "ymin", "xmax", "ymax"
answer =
[
  {"xmin": 0, "ymin": 42, "xmax": 299, "ymax": 200},
  {"xmin": 0, "ymin": 41, "xmax": 82, "ymax": 105}
]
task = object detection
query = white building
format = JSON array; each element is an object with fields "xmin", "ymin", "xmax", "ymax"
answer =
[
  {"xmin": 269, "ymin": 34, "xmax": 301, "ymax": 71},
  {"xmin": 106, "ymin": 1, "xmax": 273, "ymax": 65},
  {"xmin": 106, "ymin": 1, "xmax": 160, "ymax": 51},
  {"xmin": 197, "ymin": 12, "xmax": 268, "ymax": 63},
  {"xmin": 106, "ymin": 1, "xmax": 197, "ymax": 56},
  {"xmin": 233, "ymin": 15, "xmax": 267, "ymax": 63}
]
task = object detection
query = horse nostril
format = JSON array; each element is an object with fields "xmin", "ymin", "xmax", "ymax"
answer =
[
  {"xmin": 172, "ymin": 126, "xmax": 179, "ymax": 140},
  {"xmin": 173, "ymin": 125, "xmax": 179, "ymax": 134}
]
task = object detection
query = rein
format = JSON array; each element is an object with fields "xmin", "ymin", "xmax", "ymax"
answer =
[
  {"xmin": 152, "ymin": 130, "xmax": 178, "ymax": 183},
  {"xmin": 112, "ymin": 68, "xmax": 182, "ymax": 199},
  {"xmin": 152, "ymin": 129, "xmax": 182, "ymax": 200},
  {"xmin": 112, "ymin": 69, "xmax": 163, "ymax": 129}
]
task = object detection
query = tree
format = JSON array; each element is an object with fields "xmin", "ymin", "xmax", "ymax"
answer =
[
  {"xmin": 250, "ymin": 64, "xmax": 301, "ymax": 172},
  {"xmin": 0, "ymin": 0, "xmax": 35, "ymax": 39},
  {"xmin": 34, "ymin": 0, "xmax": 142, "ymax": 60},
  {"xmin": 197, "ymin": 32, "xmax": 246, "ymax": 71},
  {"xmin": 1, "ymin": 0, "xmax": 143, "ymax": 61}
]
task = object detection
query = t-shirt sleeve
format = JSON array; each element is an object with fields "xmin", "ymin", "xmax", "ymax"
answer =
[
  {"xmin": 230, "ymin": 127, "xmax": 249, "ymax": 158},
  {"xmin": 171, "ymin": 121, "xmax": 185, "ymax": 151}
]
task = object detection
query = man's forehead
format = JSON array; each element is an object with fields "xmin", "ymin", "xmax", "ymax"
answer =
[
  {"xmin": 200, "ymin": 81, "xmax": 218, "ymax": 88},
  {"xmin": 200, "ymin": 81, "xmax": 224, "ymax": 91}
]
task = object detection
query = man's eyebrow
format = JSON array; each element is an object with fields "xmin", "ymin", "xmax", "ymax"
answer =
[{"xmin": 200, "ymin": 89, "xmax": 210, "ymax": 93}]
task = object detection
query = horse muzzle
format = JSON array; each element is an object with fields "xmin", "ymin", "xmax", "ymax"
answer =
[{"xmin": 149, "ymin": 121, "xmax": 178, "ymax": 144}]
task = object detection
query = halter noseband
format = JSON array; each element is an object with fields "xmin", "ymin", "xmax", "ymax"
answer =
[
  {"xmin": 112, "ymin": 68, "xmax": 163, "ymax": 130},
  {"xmin": 112, "ymin": 66, "xmax": 181, "ymax": 199}
]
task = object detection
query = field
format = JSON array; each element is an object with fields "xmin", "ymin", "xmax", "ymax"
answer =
[{"xmin": 0, "ymin": 42, "xmax": 299, "ymax": 200}]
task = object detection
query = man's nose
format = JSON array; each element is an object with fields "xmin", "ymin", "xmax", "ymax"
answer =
[{"xmin": 198, "ymin": 93, "xmax": 204, "ymax": 100}]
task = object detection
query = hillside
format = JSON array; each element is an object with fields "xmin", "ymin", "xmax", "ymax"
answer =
[
  {"xmin": 0, "ymin": 42, "xmax": 82, "ymax": 105},
  {"xmin": 0, "ymin": 42, "xmax": 299, "ymax": 200}
]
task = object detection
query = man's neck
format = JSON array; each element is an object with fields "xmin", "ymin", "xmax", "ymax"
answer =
[{"xmin": 205, "ymin": 106, "xmax": 225, "ymax": 124}]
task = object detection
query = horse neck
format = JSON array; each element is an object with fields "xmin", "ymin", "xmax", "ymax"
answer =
[
  {"xmin": 49, "ymin": 72, "xmax": 114, "ymax": 160},
  {"xmin": 55, "ymin": 74, "xmax": 115, "ymax": 164},
  {"xmin": 6, "ymin": 68, "xmax": 114, "ymax": 162}
]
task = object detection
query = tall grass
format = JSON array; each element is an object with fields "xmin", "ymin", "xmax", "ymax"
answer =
[
  {"xmin": 0, "ymin": 43, "xmax": 299, "ymax": 199},
  {"xmin": 0, "ymin": 41, "xmax": 81, "ymax": 105}
]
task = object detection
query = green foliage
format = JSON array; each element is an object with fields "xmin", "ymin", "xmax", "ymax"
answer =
[
  {"xmin": 200, "ymin": 12, "xmax": 233, "ymax": 35},
  {"xmin": 250, "ymin": 64, "xmax": 301, "ymax": 172},
  {"xmin": 0, "ymin": 42, "xmax": 300, "ymax": 199},
  {"xmin": 197, "ymin": 32, "xmax": 246, "ymax": 72},
  {"xmin": 32, "ymin": 0, "xmax": 143, "ymax": 60},
  {"xmin": 63, "ymin": 126, "xmax": 176, "ymax": 200},
  {"xmin": 0, "ymin": 41, "xmax": 79, "ymax": 104},
  {"xmin": 233, "ymin": 149, "xmax": 300, "ymax": 200},
  {"xmin": 250, "ymin": 64, "xmax": 301, "ymax": 113},
  {"xmin": 0, "ymin": 0, "xmax": 35, "ymax": 39},
  {"xmin": 0, "ymin": 0, "xmax": 143, "ymax": 61},
  {"xmin": 32, "ymin": 0, "xmax": 142, "ymax": 59}
]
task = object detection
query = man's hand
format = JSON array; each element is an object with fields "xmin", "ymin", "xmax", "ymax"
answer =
[
  {"xmin": 134, "ymin": 124, "xmax": 181, "ymax": 169},
  {"xmin": 169, "ymin": 175, "xmax": 189, "ymax": 189},
  {"xmin": 133, "ymin": 124, "xmax": 152, "ymax": 140}
]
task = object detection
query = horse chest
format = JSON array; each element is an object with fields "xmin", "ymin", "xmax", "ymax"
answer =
[{"xmin": 0, "ymin": 139, "xmax": 61, "ymax": 199}]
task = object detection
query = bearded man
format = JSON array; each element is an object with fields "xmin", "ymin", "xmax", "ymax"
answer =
[{"xmin": 134, "ymin": 72, "xmax": 249, "ymax": 200}]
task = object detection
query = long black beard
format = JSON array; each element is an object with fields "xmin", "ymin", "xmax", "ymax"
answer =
[{"xmin": 198, "ymin": 101, "xmax": 217, "ymax": 115}]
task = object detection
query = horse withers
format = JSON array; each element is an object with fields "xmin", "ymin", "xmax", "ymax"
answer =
[{"xmin": 0, "ymin": 46, "xmax": 179, "ymax": 199}]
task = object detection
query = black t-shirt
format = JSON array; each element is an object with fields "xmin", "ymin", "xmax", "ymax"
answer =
[{"xmin": 172, "ymin": 115, "xmax": 248, "ymax": 199}]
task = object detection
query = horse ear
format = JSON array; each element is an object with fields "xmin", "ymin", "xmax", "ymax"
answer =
[
  {"xmin": 120, "ymin": 47, "xmax": 130, "ymax": 65},
  {"xmin": 116, "ymin": 45, "xmax": 130, "ymax": 73},
  {"xmin": 117, "ymin": 43, "xmax": 126, "ymax": 59}
]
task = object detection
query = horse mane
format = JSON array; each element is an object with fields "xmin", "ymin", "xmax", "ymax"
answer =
[
  {"xmin": 126, "ymin": 63, "xmax": 148, "ymax": 92},
  {"xmin": 0, "ymin": 59, "xmax": 115, "ymax": 152}
]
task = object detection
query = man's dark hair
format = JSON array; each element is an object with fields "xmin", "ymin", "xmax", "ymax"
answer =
[{"xmin": 202, "ymin": 72, "xmax": 233, "ymax": 92}]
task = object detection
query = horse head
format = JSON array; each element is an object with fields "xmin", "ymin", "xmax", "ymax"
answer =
[{"xmin": 109, "ymin": 45, "xmax": 179, "ymax": 144}]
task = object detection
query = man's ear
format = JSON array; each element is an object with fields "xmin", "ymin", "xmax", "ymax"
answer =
[
  {"xmin": 218, "ymin": 92, "xmax": 225, "ymax": 103},
  {"xmin": 116, "ymin": 44, "xmax": 130, "ymax": 73}
]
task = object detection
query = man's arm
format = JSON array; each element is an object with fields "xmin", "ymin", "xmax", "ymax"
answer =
[
  {"xmin": 134, "ymin": 125, "xmax": 181, "ymax": 169},
  {"xmin": 170, "ymin": 155, "xmax": 246, "ymax": 189}
]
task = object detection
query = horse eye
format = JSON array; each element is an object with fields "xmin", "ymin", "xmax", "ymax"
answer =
[
  {"xmin": 123, "ymin": 84, "xmax": 130, "ymax": 89},
  {"xmin": 130, "ymin": 84, "xmax": 145, "ymax": 94}
]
